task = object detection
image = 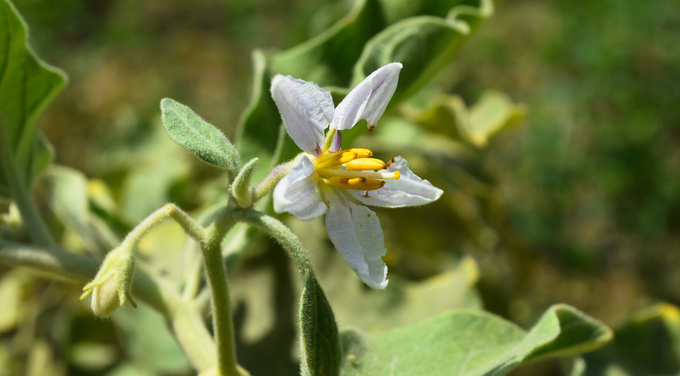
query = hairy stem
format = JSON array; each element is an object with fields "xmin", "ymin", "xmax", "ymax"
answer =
[
  {"xmin": 252, "ymin": 159, "xmax": 297, "ymax": 203},
  {"xmin": 200, "ymin": 208, "xmax": 242, "ymax": 376},
  {"xmin": 125, "ymin": 203, "xmax": 207, "ymax": 247}
]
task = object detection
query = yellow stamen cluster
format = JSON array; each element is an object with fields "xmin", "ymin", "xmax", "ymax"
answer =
[{"xmin": 314, "ymin": 148, "xmax": 400, "ymax": 191}]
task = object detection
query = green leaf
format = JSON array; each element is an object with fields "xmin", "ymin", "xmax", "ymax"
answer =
[
  {"xmin": 340, "ymin": 304, "xmax": 612, "ymax": 376},
  {"xmin": 352, "ymin": 0, "xmax": 493, "ymax": 105},
  {"xmin": 160, "ymin": 98, "xmax": 239, "ymax": 173},
  {"xmin": 577, "ymin": 303, "xmax": 680, "ymax": 375},
  {"xmin": 0, "ymin": 0, "xmax": 66, "ymax": 196},
  {"xmin": 300, "ymin": 274, "xmax": 341, "ymax": 376}
]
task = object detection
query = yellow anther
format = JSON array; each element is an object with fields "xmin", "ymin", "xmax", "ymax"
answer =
[
  {"xmin": 393, "ymin": 170, "xmax": 400, "ymax": 179},
  {"xmin": 347, "ymin": 177, "xmax": 366, "ymax": 185},
  {"xmin": 338, "ymin": 151, "xmax": 358, "ymax": 163},
  {"xmin": 345, "ymin": 158, "xmax": 386, "ymax": 171},
  {"xmin": 324, "ymin": 176, "xmax": 349, "ymax": 186},
  {"xmin": 347, "ymin": 148, "xmax": 373, "ymax": 158},
  {"xmin": 325, "ymin": 176, "xmax": 385, "ymax": 191},
  {"xmin": 353, "ymin": 179, "xmax": 385, "ymax": 191}
]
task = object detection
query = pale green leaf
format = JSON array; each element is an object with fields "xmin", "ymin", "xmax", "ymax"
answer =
[
  {"xmin": 340, "ymin": 304, "xmax": 612, "ymax": 376},
  {"xmin": 44, "ymin": 166, "xmax": 119, "ymax": 254},
  {"xmin": 160, "ymin": 98, "xmax": 239, "ymax": 173}
]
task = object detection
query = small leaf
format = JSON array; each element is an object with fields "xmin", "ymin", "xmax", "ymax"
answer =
[
  {"xmin": 160, "ymin": 98, "xmax": 239, "ymax": 173},
  {"xmin": 0, "ymin": 0, "xmax": 66, "ymax": 195},
  {"xmin": 300, "ymin": 274, "xmax": 341, "ymax": 376},
  {"xmin": 340, "ymin": 304, "xmax": 612, "ymax": 376}
]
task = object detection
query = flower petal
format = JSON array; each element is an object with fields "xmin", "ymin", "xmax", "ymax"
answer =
[
  {"xmin": 273, "ymin": 156, "xmax": 327, "ymax": 220},
  {"xmin": 325, "ymin": 193, "xmax": 388, "ymax": 289},
  {"xmin": 331, "ymin": 62, "xmax": 403, "ymax": 130},
  {"xmin": 350, "ymin": 156, "xmax": 443, "ymax": 208},
  {"xmin": 271, "ymin": 75, "xmax": 335, "ymax": 153}
]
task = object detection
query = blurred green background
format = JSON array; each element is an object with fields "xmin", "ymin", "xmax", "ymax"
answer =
[{"xmin": 2, "ymin": 0, "xmax": 679, "ymax": 375}]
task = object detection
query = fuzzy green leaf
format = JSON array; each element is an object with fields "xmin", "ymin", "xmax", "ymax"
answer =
[
  {"xmin": 0, "ymin": 0, "xmax": 66, "ymax": 196},
  {"xmin": 160, "ymin": 98, "xmax": 239, "ymax": 173},
  {"xmin": 300, "ymin": 274, "xmax": 341, "ymax": 376},
  {"xmin": 340, "ymin": 304, "xmax": 612, "ymax": 376}
]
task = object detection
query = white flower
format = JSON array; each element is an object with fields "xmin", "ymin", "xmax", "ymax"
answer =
[{"xmin": 270, "ymin": 63, "xmax": 443, "ymax": 289}]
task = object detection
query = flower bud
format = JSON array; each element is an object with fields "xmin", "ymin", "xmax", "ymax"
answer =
[
  {"xmin": 89, "ymin": 272, "xmax": 120, "ymax": 317},
  {"xmin": 81, "ymin": 245, "xmax": 136, "ymax": 318}
]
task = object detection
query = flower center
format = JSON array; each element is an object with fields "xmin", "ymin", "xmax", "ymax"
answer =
[{"xmin": 313, "ymin": 148, "xmax": 400, "ymax": 191}]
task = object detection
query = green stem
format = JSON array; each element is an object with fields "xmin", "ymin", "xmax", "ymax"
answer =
[
  {"xmin": 0, "ymin": 125, "xmax": 55, "ymax": 247},
  {"xmin": 125, "ymin": 203, "xmax": 207, "ymax": 247},
  {"xmin": 252, "ymin": 159, "xmax": 297, "ymax": 203},
  {"xmin": 201, "ymin": 208, "xmax": 240, "ymax": 376}
]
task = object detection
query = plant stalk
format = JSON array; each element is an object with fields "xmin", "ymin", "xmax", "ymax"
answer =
[{"xmin": 200, "ymin": 209, "xmax": 241, "ymax": 376}]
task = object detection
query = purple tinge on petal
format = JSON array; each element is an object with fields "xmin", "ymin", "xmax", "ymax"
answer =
[{"xmin": 330, "ymin": 130, "xmax": 342, "ymax": 152}]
